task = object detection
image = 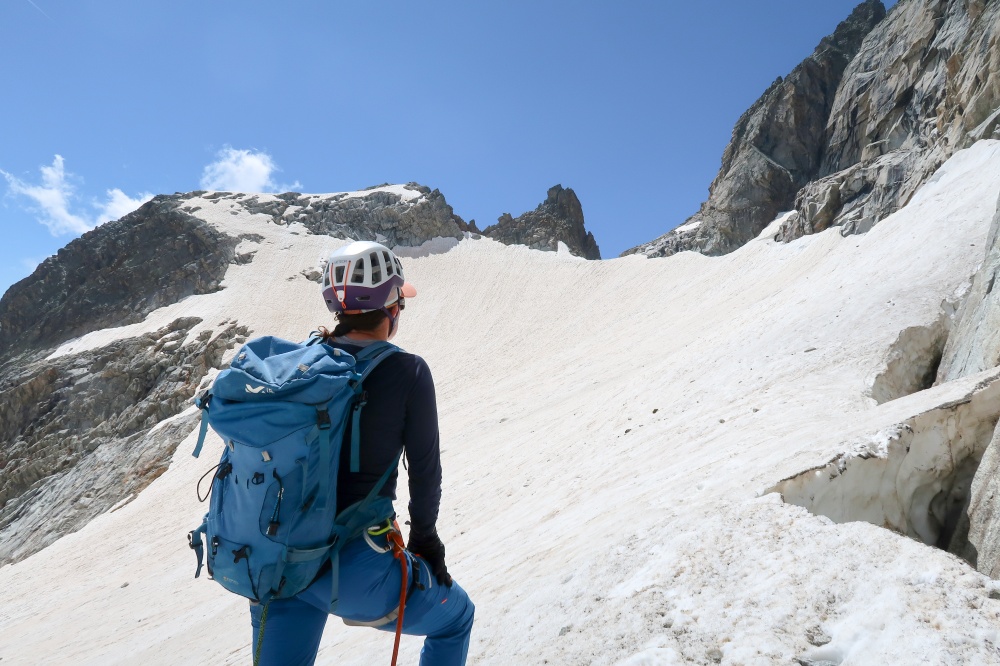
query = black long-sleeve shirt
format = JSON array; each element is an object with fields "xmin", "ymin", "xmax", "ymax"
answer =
[{"xmin": 330, "ymin": 340, "xmax": 442, "ymax": 536}]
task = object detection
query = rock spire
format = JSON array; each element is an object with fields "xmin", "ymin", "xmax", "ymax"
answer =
[{"xmin": 483, "ymin": 185, "xmax": 601, "ymax": 259}]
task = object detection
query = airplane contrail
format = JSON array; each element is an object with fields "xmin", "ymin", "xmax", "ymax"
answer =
[{"xmin": 26, "ymin": 0, "xmax": 51, "ymax": 20}]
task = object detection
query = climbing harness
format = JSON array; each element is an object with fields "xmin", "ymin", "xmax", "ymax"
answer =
[
  {"xmin": 345, "ymin": 519, "xmax": 411, "ymax": 666},
  {"xmin": 251, "ymin": 518, "xmax": 415, "ymax": 666}
]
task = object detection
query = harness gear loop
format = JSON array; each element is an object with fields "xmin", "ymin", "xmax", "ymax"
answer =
[
  {"xmin": 361, "ymin": 518, "xmax": 395, "ymax": 553},
  {"xmin": 386, "ymin": 520, "xmax": 408, "ymax": 666}
]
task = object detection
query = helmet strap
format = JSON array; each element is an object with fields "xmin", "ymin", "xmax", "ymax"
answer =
[
  {"xmin": 382, "ymin": 288, "xmax": 403, "ymax": 338},
  {"xmin": 381, "ymin": 306, "xmax": 399, "ymax": 338}
]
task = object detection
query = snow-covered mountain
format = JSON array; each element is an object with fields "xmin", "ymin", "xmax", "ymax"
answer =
[
  {"xmin": 3, "ymin": 1, "xmax": 1000, "ymax": 663},
  {"xmin": 0, "ymin": 141, "xmax": 998, "ymax": 663}
]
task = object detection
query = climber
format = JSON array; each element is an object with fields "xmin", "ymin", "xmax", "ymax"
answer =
[{"xmin": 250, "ymin": 240, "xmax": 475, "ymax": 665}]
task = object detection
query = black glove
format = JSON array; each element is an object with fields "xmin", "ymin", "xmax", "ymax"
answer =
[{"xmin": 407, "ymin": 529, "xmax": 452, "ymax": 587}]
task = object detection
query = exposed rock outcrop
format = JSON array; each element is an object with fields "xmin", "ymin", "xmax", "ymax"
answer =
[
  {"xmin": 0, "ymin": 318, "xmax": 249, "ymax": 566},
  {"xmin": 938, "ymin": 189, "xmax": 1000, "ymax": 579},
  {"xmin": 869, "ymin": 319, "xmax": 948, "ymax": 404},
  {"xmin": 779, "ymin": 0, "xmax": 1000, "ymax": 241},
  {"xmin": 483, "ymin": 185, "xmax": 601, "ymax": 259},
  {"xmin": 624, "ymin": 0, "xmax": 886, "ymax": 258},
  {"xmin": 0, "ymin": 196, "xmax": 239, "ymax": 360},
  {"xmin": 937, "ymin": 190, "xmax": 1000, "ymax": 383},
  {"xmin": 968, "ymin": 421, "xmax": 1000, "ymax": 577},
  {"xmin": 208, "ymin": 183, "xmax": 467, "ymax": 248}
]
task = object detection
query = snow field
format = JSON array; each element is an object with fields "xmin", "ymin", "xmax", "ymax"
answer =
[{"xmin": 2, "ymin": 141, "xmax": 1000, "ymax": 664}]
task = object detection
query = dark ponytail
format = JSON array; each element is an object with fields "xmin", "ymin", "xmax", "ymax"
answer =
[{"xmin": 317, "ymin": 310, "xmax": 389, "ymax": 343}]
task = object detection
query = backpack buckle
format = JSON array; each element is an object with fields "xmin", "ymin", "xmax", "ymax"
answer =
[
  {"xmin": 317, "ymin": 409, "xmax": 332, "ymax": 430},
  {"xmin": 194, "ymin": 391, "xmax": 212, "ymax": 410}
]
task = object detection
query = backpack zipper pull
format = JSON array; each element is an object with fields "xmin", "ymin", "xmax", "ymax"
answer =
[{"xmin": 266, "ymin": 472, "xmax": 284, "ymax": 536}]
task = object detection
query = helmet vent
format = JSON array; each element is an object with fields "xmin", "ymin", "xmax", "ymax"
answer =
[
  {"xmin": 334, "ymin": 265, "xmax": 345, "ymax": 283},
  {"xmin": 351, "ymin": 258, "xmax": 366, "ymax": 284},
  {"xmin": 370, "ymin": 252, "xmax": 382, "ymax": 284}
]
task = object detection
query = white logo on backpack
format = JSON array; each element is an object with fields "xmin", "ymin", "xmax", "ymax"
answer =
[{"xmin": 245, "ymin": 384, "xmax": 272, "ymax": 394}]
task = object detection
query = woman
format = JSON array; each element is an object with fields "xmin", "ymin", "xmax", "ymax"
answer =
[{"xmin": 250, "ymin": 241, "xmax": 475, "ymax": 665}]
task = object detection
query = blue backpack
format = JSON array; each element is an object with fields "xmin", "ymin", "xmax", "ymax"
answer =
[{"xmin": 187, "ymin": 335, "xmax": 400, "ymax": 608}]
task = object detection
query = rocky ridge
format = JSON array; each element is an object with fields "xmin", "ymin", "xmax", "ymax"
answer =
[
  {"xmin": 215, "ymin": 183, "xmax": 469, "ymax": 248},
  {"xmin": 483, "ymin": 185, "xmax": 601, "ymax": 259},
  {"xmin": 778, "ymin": 0, "xmax": 1000, "ymax": 241},
  {"xmin": 623, "ymin": 0, "xmax": 886, "ymax": 258},
  {"xmin": 0, "ymin": 195, "xmax": 239, "ymax": 360},
  {"xmin": 0, "ymin": 318, "xmax": 248, "ymax": 565}
]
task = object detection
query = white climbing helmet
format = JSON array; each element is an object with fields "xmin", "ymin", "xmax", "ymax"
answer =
[{"xmin": 320, "ymin": 241, "xmax": 417, "ymax": 315}]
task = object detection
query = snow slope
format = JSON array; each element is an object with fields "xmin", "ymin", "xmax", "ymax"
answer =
[{"xmin": 3, "ymin": 141, "xmax": 1000, "ymax": 665}]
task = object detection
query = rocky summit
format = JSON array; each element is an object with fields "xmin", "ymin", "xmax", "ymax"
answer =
[
  {"xmin": 483, "ymin": 185, "xmax": 601, "ymax": 260},
  {"xmin": 623, "ymin": 0, "xmax": 886, "ymax": 258}
]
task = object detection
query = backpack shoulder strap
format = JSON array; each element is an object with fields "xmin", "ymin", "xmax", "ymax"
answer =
[
  {"xmin": 348, "ymin": 342, "xmax": 400, "ymax": 473},
  {"xmin": 354, "ymin": 341, "xmax": 400, "ymax": 372}
]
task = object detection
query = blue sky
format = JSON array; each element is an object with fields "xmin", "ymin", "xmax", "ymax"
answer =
[{"xmin": 0, "ymin": 0, "xmax": 897, "ymax": 297}]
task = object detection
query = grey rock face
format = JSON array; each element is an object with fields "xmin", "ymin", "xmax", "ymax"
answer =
[
  {"xmin": 0, "ymin": 196, "xmax": 239, "ymax": 359},
  {"xmin": 967, "ymin": 421, "xmax": 1000, "ymax": 577},
  {"xmin": 777, "ymin": 149, "xmax": 920, "ymax": 238},
  {"xmin": 780, "ymin": 0, "xmax": 1000, "ymax": 241},
  {"xmin": 937, "ymin": 191, "xmax": 1000, "ymax": 382},
  {"xmin": 624, "ymin": 0, "xmax": 885, "ymax": 258},
  {"xmin": 216, "ymin": 183, "xmax": 466, "ymax": 248},
  {"xmin": 0, "ymin": 318, "xmax": 249, "ymax": 566},
  {"xmin": 934, "ymin": 190, "xmax": 1000, "ymax": 580},
  {"xmin": 483, "ymin": 185, "xmax": 601, "ymax": 259}
]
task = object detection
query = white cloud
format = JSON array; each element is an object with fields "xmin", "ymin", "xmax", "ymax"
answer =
[
  {"xmin": 2, "ymin": 155, "xmax": 153, "ymax": 236},
  {"xmin": 2, "ymin": 155, "xmax": 91, "ymax": 235},
  {"xmin": 95, "ymin": 188, "xmax": 153, "ymax": 225},
  {"xmin": 200, "ymin": 147, "xmax": 300, "ymax": 193}
]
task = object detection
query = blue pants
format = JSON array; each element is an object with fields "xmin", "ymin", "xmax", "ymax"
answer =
[{"xmin": 250, "ymin": 536, "xmax": 475, "ymax": 665}]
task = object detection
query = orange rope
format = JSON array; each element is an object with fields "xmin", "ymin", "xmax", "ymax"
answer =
[{"xmin": 387, "ymin": 521, "xmax": 408, "ymax": 666}]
